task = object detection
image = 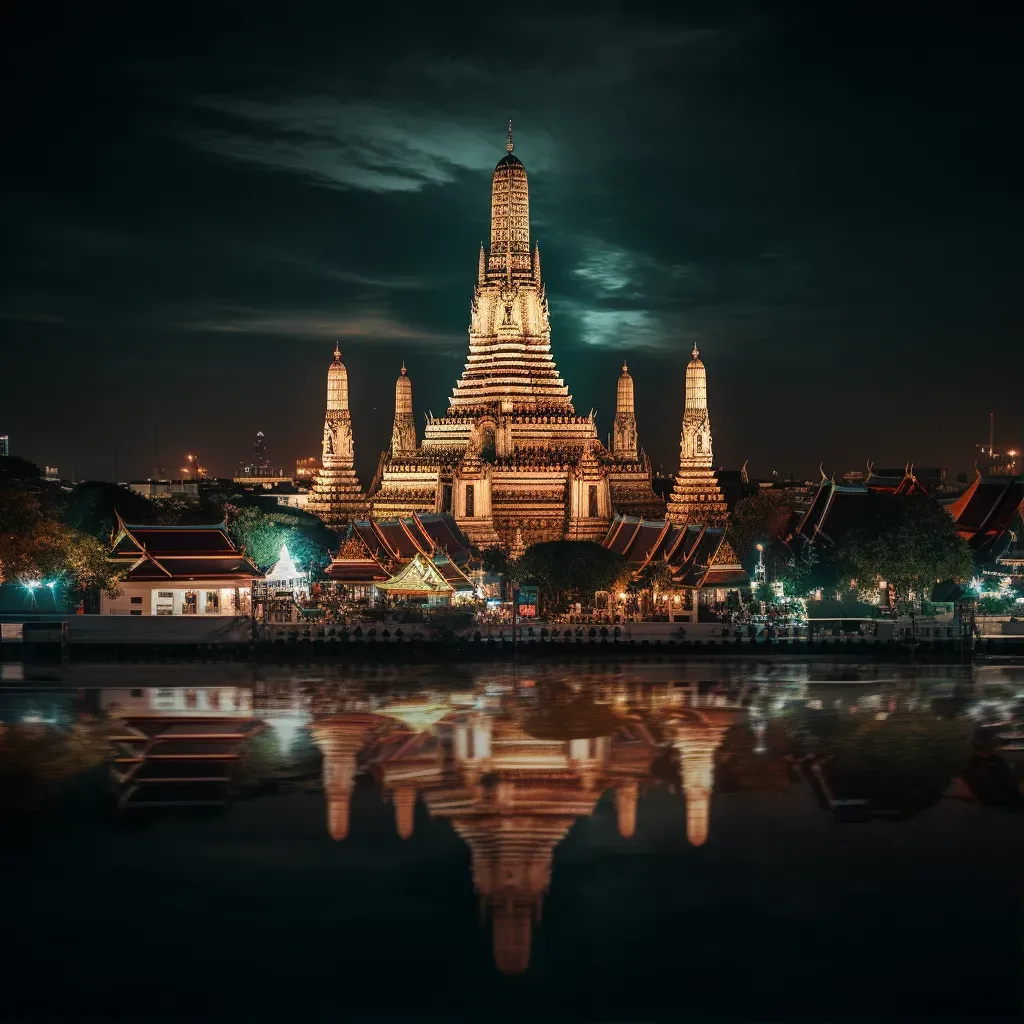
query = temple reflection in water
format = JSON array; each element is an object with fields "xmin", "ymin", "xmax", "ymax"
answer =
[
  {"xmin": 87, "ymin": 663, "xmax": 1018, "ymax": 977},
  {"xmin": 307, "ymin": 680, "xmax": 744, "ymax": 973}
]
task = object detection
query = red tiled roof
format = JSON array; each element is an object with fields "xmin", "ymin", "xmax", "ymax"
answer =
[
  {"xmin": 112, "ymin": 523, "xmax": 238, "ymax": 557},
  {"xmin": 325, "ymin": 561, "xmax": 390, "ymax": 584},
  {"xmin": 122, "ymin": 555, "xmax": 262, "ymax": 582},
  {"xmin": 945, "ymin": 475, "xmax": 1024, "ymax": 551}
]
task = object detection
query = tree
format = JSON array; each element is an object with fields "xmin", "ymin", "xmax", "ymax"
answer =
[
  {"xmin": 0, "ymin": 716, "xmax": 111, "ymax": 822},
  {"xmin": 0, "ymin": 489, "xmax": 123, "ymax": 596},
  {"xmin": 728, "ymin": 490, "xmax": 796, "ymax": 564},
  {"xmin": 225, "ymin": 504, "xmax": 337, "ymax": 573},
  {"xmin": 0, "ymin": 456, "xmax": 46, "ymax": 486},
  {"xmin": 481, "ymin": 546, "xmax": 508, "ymax": 577},
  {"xmin": 59, "ymin": 481, "xmax": 153, "ymax": 541},
  {"xmin": 773, "ymin": 542, "xmax": 843, "ymax": 599},
  {"xmin": 825, "ymin": 711, "xmax": 971, "ymax": 817},
  {"xmin": 516, "ymin": 541, "xmax": 627, "ymax": 614},
  {"xmin": 839, "ymin": 493, "xmax": 973, "ymax": 606}
]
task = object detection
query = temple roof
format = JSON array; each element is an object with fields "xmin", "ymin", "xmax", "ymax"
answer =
[
  {"xmin": 109, "ymin": 517, "xmax": 262, "ymax": 582},
  {"xmin": 943, "ymin": 473, "xmax": 1024, "ymax": 557},
  {"xmin": 349, "ymin": 513, "xmax": 476, "ymax": 566},
  {"xmin": 376, "ymin": 552, "xmax": 455, "ymax": 596},
  {"xmin": 792, "ymin": 478, "xmax": 871, "ymax": 548},
  {"xmin": 600, "ymin": 513, "xmax": 746, "ymax": 589},
  {"xmin": 110, "ymin": 519, "xmax": 239, "ymax": 557}
]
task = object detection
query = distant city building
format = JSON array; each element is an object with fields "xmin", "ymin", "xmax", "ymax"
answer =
[
  {"xmin": 295, "ymin": 456, "xmax": 320, "ymax": 480},
  {"xmin": 235, "ymin": 431, "xmax": 287, "ymax": 484},
  {"xmin": 232, "ymin": 471, "xmax": 293, "ymax": 489},
  {"xmin": 256, "ymin": 484, "xmax": 311, "ymax": 511},
  {"xmin": 252, "ymin": 430, "xmax": 269, "ymax": 471},
  {"xmin": 180, "ymin": 453, "xmax": 208, "ymax": 480},
  {"xmin": 977, "ymin": 445, "xmax": 1019, "ymax": 477},
  {"xmin": 44, "ymin": 466, "xmax": 59, "ymax": 481},
  {"xmin": 129, "ymin": 479, "xmax": 200, "ymax": 500},
  {"xmin": 0, "ymin": 435, "xmax": 9, "ymax": 457},
  {"xmin": 977, "ymin": 413, "xmax": 1019, "ymax": 476}
]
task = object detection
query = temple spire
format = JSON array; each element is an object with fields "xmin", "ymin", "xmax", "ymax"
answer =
[
  {"xmin": 611, "ymin": 359, "xmax": 637, "ymax": 459},
  {"xmin": 392, "ymin": 361, "xmax": 416, "ymax": 455},
  {"xmin": 478, "ymin": 243, "xmax": 486, "ymax": 285},
  {"xmin": 306, "ymin": 345, "xmax": 366, "ymax": 528},
  {"xmin": 666, "ymin": 342, "xmax": 728, "ymax": 525},
  {"xmin": 507, "ymin": 119, "xmax": 514, "ymax": 153}
]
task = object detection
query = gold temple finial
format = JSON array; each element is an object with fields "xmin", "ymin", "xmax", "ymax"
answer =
[
  {"xmin": 400, "ymin": 361, "xmax": 407, "ymax": 375},
  {"xmin": 507, "ymin": 119, "xmax": 514, "ymax": 153},
  {"xmin": 334, "ymin": 341, "xmax": 341, "ymax": 361},
  {"xmin": 691, "ymin": 343, "xmax": 699, "ymax": 359},
  {"xmin": 622, "ymin": 360, "xmax": 628, "ymax": 374}
]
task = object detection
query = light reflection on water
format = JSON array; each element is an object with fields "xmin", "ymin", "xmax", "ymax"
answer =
[{"xmin": 2, "ymin": 661, "xmax": 1022, "ymax": 1019}]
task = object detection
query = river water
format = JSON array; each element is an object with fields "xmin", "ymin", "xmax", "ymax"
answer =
[{"xmin": 2, "ymin": 660, "xmax": 1021, "ymax": 1022}]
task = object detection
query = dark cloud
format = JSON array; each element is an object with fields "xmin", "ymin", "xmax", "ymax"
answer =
[{"xmin": 2, "ymin": 2, "xmax": 1021, "ymax": 482}]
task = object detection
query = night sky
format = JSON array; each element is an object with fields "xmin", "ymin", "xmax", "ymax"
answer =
[{"xmin": 3, "ymin": 3, "xmax": 1022, "ymax": 484}]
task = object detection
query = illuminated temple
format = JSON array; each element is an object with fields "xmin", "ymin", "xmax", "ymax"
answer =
[
  {"xmin": 666, "ymin": 344, "xmax": 728, "ymax": 526},
  {"xmin": 306, "ymin": 343, "xmax": 367, "ymax": 528},
  {"xmin": 306, "ymin": 681, "xmax": 744, "ymax": 975},
  {"xmin": 310, "ymin": 124, "xmax": 663, "ymax": 546}
]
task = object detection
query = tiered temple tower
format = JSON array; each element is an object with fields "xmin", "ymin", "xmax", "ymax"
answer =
[
  {"xmin": 365, "ymin": 123, "xmax": 662, "ymax": 544},
  {"xmin": 610, "ymin": 362, "xmax": 638, "ymax": 459},
  {"xmin": 391, "ymin": 364, "xmax": 417, "ymax": 456},
  {"xmin": 310, "ymin": 713, "xmax": 379, "ymax": 841},
  {"xmin": 306, "ymin": 345, "xmax": 367, "ymax": 528},
  {"xmin": 665, "ymin": 345, "xmax": 728, "ymax": 525}
]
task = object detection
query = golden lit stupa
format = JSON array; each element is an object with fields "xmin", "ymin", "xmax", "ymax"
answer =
[
  {"xmin": 360, "ymin": 122, "xmax": 663, "ymax": 545},
  {"xmin": 660, "ymin": 700, "xmax": 744, "ymax": 846},
  {"xmin": 665, "ymin": 345, "xmax": 728, "ymax": 526},
  {"xmin": 310, "ymin": 713, "xmax": 380, "ymax": 841},
  {"xmin": 306, "ymin": 345, "xmax": 368, "ymax": 528}
]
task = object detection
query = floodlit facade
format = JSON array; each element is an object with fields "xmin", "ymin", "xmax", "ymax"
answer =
[
  {"xmin": 100, "ymin": 518, "xmax": 260, "ymax": 616},
  {"xmin": 309, "ymin": 124, "xmax": 663, "ymax": 546},
  {"xmin": 666, "ymin": 345, "xmax": 729, "ymax": 526},
  {"xmin": 306, "ymin": 343, "xmax": 368, "ymax": 528}
]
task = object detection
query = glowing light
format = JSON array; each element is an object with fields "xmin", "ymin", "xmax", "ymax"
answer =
[
  {"xmin": 25, "ymin": 580, "xmax": 40, "ymax": 590},
  {"xmin": 271, "ymin": 542, "xmax": 299, "ymax": 580},
  {"xmin": 46, "ymin": 581, "xmax": 56, "ymax": 589},
  {"xmin": 618, "ymin": 592, "xmax": 627, "ymax": 600},
  {"xmin": 969, "ymin": 577, "xmax": 984, "ymax": 593},
  {"xmin": 755, "ymin": 543, "xmax": 763, "ymax": 552},
  {"xmin": 263, "ymin": 711, "xmax": 310, "ymax": 754}
]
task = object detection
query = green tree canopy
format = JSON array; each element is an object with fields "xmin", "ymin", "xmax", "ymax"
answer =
[
  {"xmin": 839, "ymin": 492, "xmax": 973, "ymax": 603},
  {"xmin": 225, "ymin": 504, "xmax": 337, "ymax": 573},
  {"xmin": 772, "ymin": 542, "xmax": 844, "ymax": 599},
  {"xmin": 516, "ymin": 541, "xmax": 627, "ymax": 613},
  {"xmin": 481, "ymin": 546, "xmax": 508, "ymax": 576},
  {"xmin": 0, "ymin": 489, "xmax": 123, "ymax": 596},
  {"xmin": 727, "ymin": 490, "xmax": 797, "ymax": 564},
  {"xmin": 59, "ymin": 482, "xmax": 153, "ymax": 541}
]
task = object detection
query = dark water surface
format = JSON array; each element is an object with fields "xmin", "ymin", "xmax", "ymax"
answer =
[{"xmin": 3, "ymin": 661, "xmax": 1021, "ymax": 1023}]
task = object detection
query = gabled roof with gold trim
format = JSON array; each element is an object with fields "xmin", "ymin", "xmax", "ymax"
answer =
[
  {"xmin": 376, "ymin": 552, "xmax": 454, "ymax": 595},
  {"xmin": 109, "ymin": 514, "xmax": 262, "ymax": 583}
]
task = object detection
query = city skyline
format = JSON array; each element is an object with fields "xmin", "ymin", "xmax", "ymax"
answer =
[{"xmin": 2, "ymin": 5, "xmax": 1021, "ymax": 483}]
